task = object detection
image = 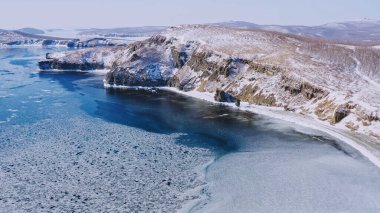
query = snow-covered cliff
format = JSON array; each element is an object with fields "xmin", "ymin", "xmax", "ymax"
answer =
[{"xmin": 39, "ymin": 25, "xmax": 380, "ymax": 141}]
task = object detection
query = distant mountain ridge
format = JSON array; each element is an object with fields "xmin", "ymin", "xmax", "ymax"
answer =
[
  {"xmin": 17, "ymin": 27, "xmax": 45, "ymax": 35},
  {"xmin": 211, "ymin": 19, "xmax": 380, "ymax": 43},
  {"xmin": 77, "ymin": 19, "xmax": 380, "ymax": 43},
  {"xmin": 77, "ymin": 26, "xmax": 167, "ymax": 37},
  {"xmin": 0, "ymin": 29, "xmax": 126, "ymax": 47}
]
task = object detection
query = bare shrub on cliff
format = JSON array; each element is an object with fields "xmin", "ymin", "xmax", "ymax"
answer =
[
  {"xmin": 354, "ymin": 47, "xmax": 380, "ymax": 80},
  {"xmin": 301, "ymin": 41, "xmax": 355, "ymax": 70}
]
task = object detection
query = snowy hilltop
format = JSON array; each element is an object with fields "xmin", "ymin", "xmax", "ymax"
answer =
[
  {"xmin": 39, "ymin": 25, "xmax": 380, "ymax": 144},
  {"xmin": 212, "ymin": 19, "xmax": 380, "ymax": 43}
]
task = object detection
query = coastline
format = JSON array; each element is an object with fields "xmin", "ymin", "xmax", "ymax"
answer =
[
  {"xmin": 177, "ymin": 158, "xmax": 215, "ymax": 213},
  {"xmin": 103, "ymin": 83, "xmax": 380, "ymax": 169}
]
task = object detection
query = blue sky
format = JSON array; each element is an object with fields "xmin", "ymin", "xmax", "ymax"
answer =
[{"xmin": 1, "ymin": 0, "xmax": 380, "ymax": 29}]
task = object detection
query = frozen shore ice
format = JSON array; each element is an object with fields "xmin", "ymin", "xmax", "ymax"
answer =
[{"xmin": 0, "ymin": 115, "xmax": 213, "ymax": 212}]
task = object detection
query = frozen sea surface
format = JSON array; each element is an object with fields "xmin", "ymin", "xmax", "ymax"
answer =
[
  {"xmin": 1, "ymin": 47, "xmax": 380, "ymax": 212},
  {"xmin": 196, "ymin": 120, "xmax": 380, "ymax": 212},
  {"xmin": 0, "ymin": 117, "xmax": 213, "ymax": 212}
]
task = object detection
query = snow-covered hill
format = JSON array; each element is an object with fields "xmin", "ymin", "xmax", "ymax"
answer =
[
  {"xmin": 213, "ymin": 19, "xmax": 380, "ymax": 43},
  {"xmin": 17, "ymin": 27, "xmax": 45, "ymax": 35},
  {"xmin": 39, "ymin": 25, "xmax": 380, "ymax": 143}
]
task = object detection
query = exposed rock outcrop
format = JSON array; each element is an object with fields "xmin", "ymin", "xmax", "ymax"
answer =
[
  {"xmin": 38, "ymin": 60, "xmax": 104, "ymax": 71},
  {"xmin": 214, "ymin": 89, "xmax": 235, "ymax": 102},
  {"xmin": 332, "ymin": 104, "xmax": 350, "ymax": 124},
  {"xmin": 332, "ymin": 102, "xmax": 357, "ymax": 124},
  {"xmin": 282, "ymin": 76, "xmax": 327, "ymax": 100},
  {"xmin": 171, "ymin": 48, "xmax": 188, "ymax": 68},
  {"xmin": 105, "ymin": 65, "xmax": 168, "ymax": 86}
]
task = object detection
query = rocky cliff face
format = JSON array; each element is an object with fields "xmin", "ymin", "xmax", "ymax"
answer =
[
  {"xmin": 38, "ymin": 60, "xmax": 105, "ymax": 71},
  {"xmin": 38, "ymin": 47, "xmax": 118, "ymax": 71},
  {"xmin": 39, "ymin": 25, "xmax": 380, "ymax": 140}
]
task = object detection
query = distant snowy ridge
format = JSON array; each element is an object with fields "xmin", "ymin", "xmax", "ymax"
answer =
[
  {"xmin": 0, "ymin": 30, "xmax": 128, "ymax": 47},
  {"xmin": 76, "ymin": 19, "xmax": 380, "ymax": 43},
  {"xmin": 0, "ymin": 30, "xmax": 70, "ymax": 46},
  {"xmin": 16, "ymin": 27, "xmax": 45, "ymax": 35},
  {"xmin": 39, "ymin": 25, "xmax": 380, "ymax": 146},
  {"xmin": 77, "ymin": 26, "xmax": 167, "ymax": 38},
  {"xmin": 212, "ymin": 19, "xmax": 380, "ymax": 43}
]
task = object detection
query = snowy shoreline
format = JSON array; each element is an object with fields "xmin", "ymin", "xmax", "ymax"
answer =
[{"xmin": 103, "ymin": 83, "xmax": 380, "ymax": 170}]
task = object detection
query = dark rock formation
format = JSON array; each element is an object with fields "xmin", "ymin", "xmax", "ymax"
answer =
[
  {"xmin": 67, "ymin": 40, "xmax": 80, "ymax": 48},
  {"xmin": 214, "ymin": 89, "xmax": 235, "ymax": 102},
  {"xmin": 38, "ymin": 60, "xmax": 104, "ymax": 71},
  {"xmin": 105, "ymin": 66, "xmax": 168, "ymax": 86},
  {"xmin": 6, "ymin": 40, "xmax": 30, "ymax": 45},
  {"xmin": 130, "ymin": 53, "xmax": 140, "ymax": 62},
  {"xmin": 42, "ymin": 40, "xmax": 57, "ymax": 46},
  {"xmin": 167, "ymin": 76, "xmax": 181, "ymax": 88},
  {"xmin": 369, "ymin": 111, "xmax": 379, "ymax": 122},
  {"xmin": 283, "ymin": 105, "xmax": 295, "ymax": 112},
  {"xmin": 282, "ymin": 76, "xmax": 327, "ymax": 100},
  {"xmin": 185, "ymin": 52, "xmax": 233, "ymax": 81},
  {"xmin": 46, "ymin": 53, "xmax": 54, "ymax": 60},
  {"xmin": 237, "ymin": 84, "xmax": 277, "ymax": 106},
  {"xmin": 235, "ymin": 99, "xmax": 241, "ymax": 107},
  {"xmin": 171, "ymin": 48, "xmax": 188, "ymax": 68},
  {"xmin": 284, "ymin": 85, "xmax": 302, "ymax": 96},
  {"xmin": 248, "ymin": 62, "xmax": 280, "ymax": 76},
  {"xmin": 332, "ymin": 104, "xmax": 350, "ymax": 124},
  {"xmin": 148, "ymin": 35, "xmax": 167, "ymax": 45}
]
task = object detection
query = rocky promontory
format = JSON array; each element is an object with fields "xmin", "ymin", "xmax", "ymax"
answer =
[{"xmin": 38, "ymin": 25, "xmax": 380, "ymax": 141}]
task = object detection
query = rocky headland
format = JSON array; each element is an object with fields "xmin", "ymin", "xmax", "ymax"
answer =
[{"xmin": 38, "ymin": 25, "xmax": 380, "ymax": 153}]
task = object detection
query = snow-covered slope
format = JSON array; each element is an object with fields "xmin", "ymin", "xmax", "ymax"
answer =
[
  {"xmin": 213, "ymin": 19, "xmax": 380, "ymax": 43},
  {"xmin": 39, "ymin": 25, "xmax": 380, "ymax": 142}
]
